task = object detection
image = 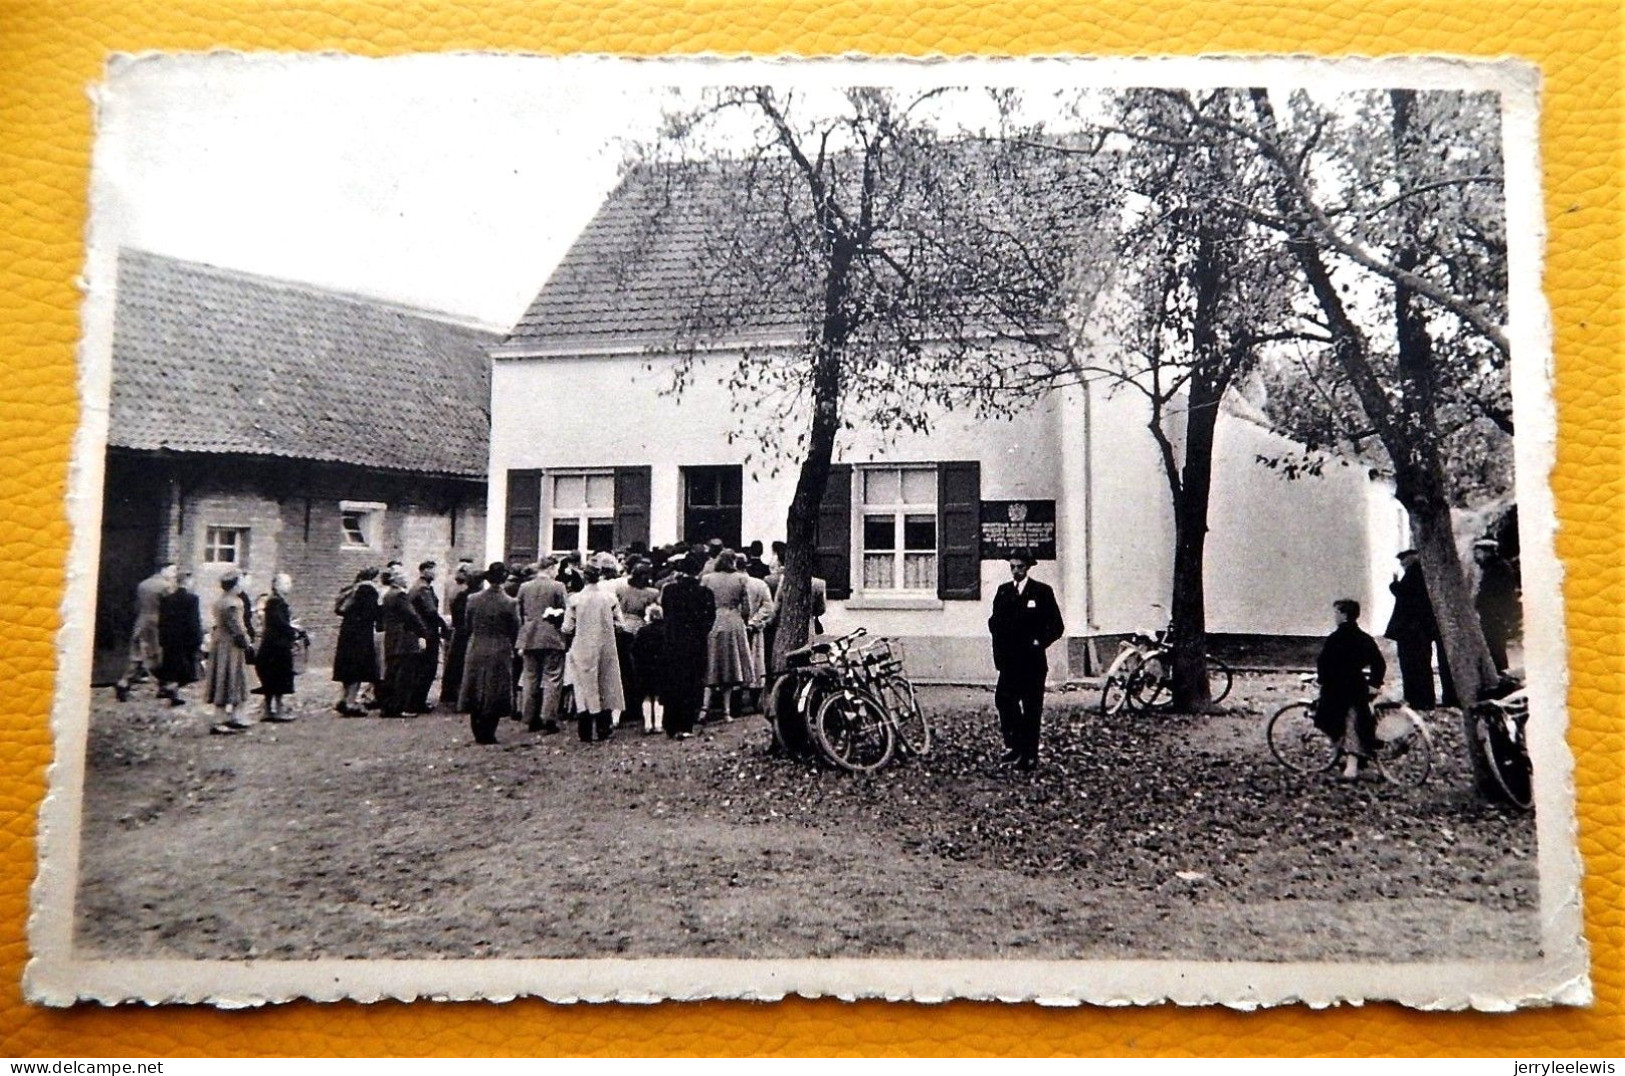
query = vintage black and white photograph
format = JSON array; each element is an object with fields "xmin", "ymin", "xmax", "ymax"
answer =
[{"xmin": 29, "ymin": 54, "xmax": 1582, "ymax": 1007}]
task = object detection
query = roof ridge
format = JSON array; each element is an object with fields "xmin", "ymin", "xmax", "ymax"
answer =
[{"xmin": 117, "ymin": 248, "xmax": 506, "ymax": 334}]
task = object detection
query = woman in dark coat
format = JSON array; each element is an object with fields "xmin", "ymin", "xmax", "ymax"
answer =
[
  {"xmin": 251, "ymin": 572, "xmax": 305, "ymax": 723},
  {"xmin": 459, "ymin": 564, "xmax": 520, "ymax": 745},
  {"xmin": 659, "ymin": 552, "xmax": 716, "ymax": 740},
  {"xmin": 155, "ymin": 571, "xmax": 203, "ymax": 706},
  {"xmin": 332, "ymin": 567, "xmax": 381, "ymax": 716}
]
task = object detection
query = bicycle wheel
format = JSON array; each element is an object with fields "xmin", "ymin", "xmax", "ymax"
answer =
[
  {"xmin": 812, "ymin": 690, "xmax": 895, "ymax": 774},
  {"xmin": 766, "ymin": 673, "xmax": 804, "ymax": 754},
  {"xmin": 1206, "ymin": 654, "xmax": 1234, "ymax": 705},
  {"xmin": 1099, "ymin": 648, "xmax": 1142, "ymax": 715},
  {"xmin": 1475, "ymin": 712, "xmax": 1533, "ymax": 810},
  {"xmin": 1127, "ymin": 653, "xmax": 1171, "ymax": 710},
  {"xmin": 877, "ymin": 676, "xmax": 930, "ymax": 757},
  {"xmin": 1267, "ymin": 701, "xmax": 1338, "ymax": 774},
  {"xmin": 1373, "ymin": 707, "xmax": 1434, "ymax": 788}
]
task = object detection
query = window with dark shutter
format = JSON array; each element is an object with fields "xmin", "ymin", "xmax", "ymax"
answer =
[
  {"xmin": 613, "ymin": 466, "xmax": 652, "ymax": 552},
  {"xmin": 814, "ymin": 464, "xmax": 852, "ymax": 600},
  {"xmin": 937, "ymin": 460, "xmax": 981, "ymax": 600},
  {"xmin": 504, "ymin": 469, "xmax": 543, "ymax": 564}
]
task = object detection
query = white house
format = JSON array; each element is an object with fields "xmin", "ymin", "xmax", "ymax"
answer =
[{"xmin": 485, "ymin": 171, "xmax": 1407, "ymax": 682}]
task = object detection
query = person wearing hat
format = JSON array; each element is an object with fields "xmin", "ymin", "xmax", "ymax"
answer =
[
  {"xmin": 1384, "ymin": 548, "xmax": 1443, "ymax": 709},
  {"xmin": 1473, "ymin": 538, "xmax": 1521, "ymax": 673},
  {"xmin": 986, "ymin": 549, "xmax": 1065, "ymax": 771},
  {"xmin": 459, "ymin": 563, "xmax": 520, "ymax": 745},
  {"xmin": 406, "ymin": 560, "xmax": 448, "ymax": 713}
]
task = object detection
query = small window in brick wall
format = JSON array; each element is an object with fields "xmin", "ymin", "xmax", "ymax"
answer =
[
  {"xmin": 339, "ymin": 501, "xmax": 386, "ymax": 551},
  {"xmin": 204, "ymin": 526, "xmax": 248, "ymax": 564}
]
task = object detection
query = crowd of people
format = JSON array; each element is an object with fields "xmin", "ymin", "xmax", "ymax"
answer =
[
  {"xmin": 111, "ymin": 530, "xmax": 1522, "ymax": 774},
  {"xmin": 112, "ymin": 538, "xmax": 823, "ymax": 747},
  {"xmin": 113, "ymin": 564, "xmax": 310, "ymax": 735},
  {"xmin": 330, "ymin": 538, "xmax": 814, "ymax": 745}
]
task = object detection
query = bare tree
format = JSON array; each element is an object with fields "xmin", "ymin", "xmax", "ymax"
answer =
[{"xmin": 625, "ymin": 87, "xmax": 1102, "ymax": 666}]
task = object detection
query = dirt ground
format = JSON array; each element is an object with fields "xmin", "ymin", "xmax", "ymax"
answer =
[{"xmin": 73, "ymin": 672, "xmax": 1540, "ymax": 962}]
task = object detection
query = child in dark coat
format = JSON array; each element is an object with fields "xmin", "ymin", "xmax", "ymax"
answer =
[
  {"xmin": 631, "ymin": 604, "xmax": 667, "ymax": 734},
  {"xmin": 1315, "ymin": 598, "xmax": 1387, "ymax": 780}
]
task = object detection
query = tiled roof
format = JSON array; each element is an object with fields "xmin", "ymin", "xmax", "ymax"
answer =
[
  {"xmin": 505, "ymin": 164, "xmax": 811, "ymax": 354},
  {"xmin": 109, "ymin": 249, "xmax": 496, "ymax": 478},
  {"xmin": 504, "ymin": 148, "xmax": 1096, "ymax": 355}
]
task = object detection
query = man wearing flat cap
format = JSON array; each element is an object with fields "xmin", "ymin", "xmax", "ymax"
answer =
[{"xmin": 987, "ymin": 549, "xmax": 1065, "ymax": 771}]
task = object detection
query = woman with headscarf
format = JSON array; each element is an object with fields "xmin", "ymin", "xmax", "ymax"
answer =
[
  {"xmin": 458, "ymin": 563, "xmax": 518, "ymax": 745},
  {"xmin": 332, "ymin": 566, "xmax": 381, "ymax": 716},
  {"xmin": 251, "ymin": 572, "xmax": 306, "ymax": 723},
  {"xmin": 700, "ymin": 550, "xmax": 753, "ymax": 722},
  {"xmin": 562, "ymin": 562, "xmax": 626, "ymax": 742},
  {"xmin": 207, "ymin": 571, "xmax": 255, "ymax": 735}
]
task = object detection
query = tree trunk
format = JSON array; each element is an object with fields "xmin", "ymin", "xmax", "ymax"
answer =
[
  {"xmin": 1167, "ymin": 220, "xmax": 1229, "ymax": 712},
  {"xmin": 1391, "ymin": 89, "xmax": 1499, "ymax": 788},
  {"xmin": 1168, "ymin": 372, "xmax": 1221, "ymax": 712},
  {"xmin": 771, "ymin": 238, "xmax": 854, "ymax": 673}
]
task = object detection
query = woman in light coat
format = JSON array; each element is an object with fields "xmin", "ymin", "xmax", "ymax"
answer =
[
  {"xmin": 563, "ymin": 563, "xmax": 626, "ymax": 742},
  {"xmin": 742, "ymin": 559, "xmax": 777, "ymax": 712},
  {"xmin": 206, "ymin": 571, "xmax": 255, "ymax": 735},
  {"xmin": 700, "ymin": 550, "xmax": 754, "ymax": 722}
]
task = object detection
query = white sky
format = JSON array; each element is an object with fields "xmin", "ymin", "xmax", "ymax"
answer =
[
  {"xmin": 91, "ymin": 54, "xmax": 1521, "ymax": 333},
  {"xmin": 94, "ymin": 54, "xmax": 674, "ymax": 330}
]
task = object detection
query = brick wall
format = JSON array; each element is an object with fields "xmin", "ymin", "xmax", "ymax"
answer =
[{"xmin": 94, "ymin": 451, "xmax": 485, "ymax": 681}]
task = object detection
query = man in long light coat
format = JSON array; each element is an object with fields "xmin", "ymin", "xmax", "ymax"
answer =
[{"xmin": 562, "ymin": 563, "xmax": 626, "ymax": 742}]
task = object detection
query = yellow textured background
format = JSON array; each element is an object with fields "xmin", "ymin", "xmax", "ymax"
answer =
[{"xmin": 1, "ymin": 0, "xmax": 1619, "ymax": 1057}]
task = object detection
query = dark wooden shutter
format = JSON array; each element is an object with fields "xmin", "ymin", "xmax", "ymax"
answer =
[
  {"xmin": 937, "ymin": 461, "xmax": 981, "ymax": 600},
  {"xmin": 504, "ymin": 469, "xmax": 543, "ymax": 563},
  {"xmin": 613, "ymin": 466, "xmax": 652, "ymax": 551},
  {"xmin": 814, "ymin": 464, "xmax": 852, "ymax": 600}
]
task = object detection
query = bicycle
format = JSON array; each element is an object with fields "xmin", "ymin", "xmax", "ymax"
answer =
[
  {"xmin": 1266, "ymin": 675, "xmax": 1434, "ymax": 787},
  {"xmin": 850, "ymin": 636, "xmax": 931, "ymax": 758},
  {"xmin": 767, "ymin": 628, "xmax": 895, "ymax": 773},
  {"xmin": 1471, "ymin": 680, "xmax": 1531, "ymax": 810},
  {"xmin": 1100, "ymin": 628, "xmax": 1234, "ymax": 713}
]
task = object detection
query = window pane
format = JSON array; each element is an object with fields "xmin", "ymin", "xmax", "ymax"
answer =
[
  {"xmin": 900, "ymin": 468, "xmax": 935, "ymax": 505},
  {"xmin": 551, "ymin": 518, "xmax": 580, "ymax": 552},
  {"xmin": 586, "ymin": 518, "xmax": 616, "ymax": 552},
  {"xmin": 862, "ymin": 554, "xmax": 895, "ymax": 590},
  {"xmin": 585, "ymin": 474, "xmax": 615, "ymax": 509},
  {"xmin": 687, "ymin": 471, "xmax": 717, "ymax": 507},
  {"xmin": 862, "ymin": 468, "xmax": 898, "ymax": 505},
  {"xmin": 903, "ymin": 553, "xmax": 936, "ymax": 590},
  {"xmin": 718, "ymin": 467, "xmax": 743, "ymax": 505},
  {"xmin": 903, "ymin": 514, "xmax": 936, "ymax": 551},
  {"xmin": 862, "ymin": 514, "xmax": 895, "ymax": 551},
  {"xmin": 341, "ymin": 511, "xmax": 366, "ymax": 545},
  {"xmin": 553, "ymin": 475, "xmax": 585, "ymax": 510}
]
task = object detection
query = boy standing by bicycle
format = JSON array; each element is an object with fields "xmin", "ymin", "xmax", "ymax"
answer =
[{"xmin": 1315, "ymin": 598, "xmax": 1387, "ymax": 781}]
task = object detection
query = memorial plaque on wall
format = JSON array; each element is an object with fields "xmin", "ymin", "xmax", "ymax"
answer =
[{"xmin": 979, "ymin": 499, "xmax": 1057, "ymax": 560}]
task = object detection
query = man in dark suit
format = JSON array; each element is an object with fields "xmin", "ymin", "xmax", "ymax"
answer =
[
  {"xmin": 1383, "ymin": 549, "xmax": 1440, "ymax": 709},
  {"xmin": 406, "ymin": 560, "xmax": 448, "ymax": 712},
  {"xmin": 1473, "ymin": 538, "xmax": 1521, "ymax": 673},
  {"xmin": 987, "ymin": 550, "xmax": 1065, "ymax": 771}
]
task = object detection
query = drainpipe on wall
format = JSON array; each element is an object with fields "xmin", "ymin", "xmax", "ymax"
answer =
[{"xmin": 1082, "ymin": 377, "xmax": 1095, "ymax": 632}]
